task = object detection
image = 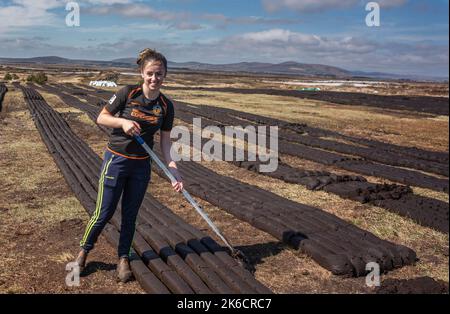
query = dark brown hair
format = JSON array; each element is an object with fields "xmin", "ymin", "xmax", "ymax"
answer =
[{"xmin": 136, "ymin": 48, "xmax": 168, "ymax": 75}]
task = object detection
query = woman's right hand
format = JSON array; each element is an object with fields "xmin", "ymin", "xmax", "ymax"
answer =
[{"xmin": 122, "ymin": 119, "xmax": 141, "ymax": 136}]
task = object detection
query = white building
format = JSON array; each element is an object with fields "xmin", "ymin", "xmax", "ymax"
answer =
[{"xmin": 89, "ymin": 80, "xmax": 117, "ymax": 87}]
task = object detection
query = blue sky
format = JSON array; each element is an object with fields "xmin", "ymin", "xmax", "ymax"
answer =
[{"xmin": 0, "ymin": 0, "xmax": 448, "ymax": 76}]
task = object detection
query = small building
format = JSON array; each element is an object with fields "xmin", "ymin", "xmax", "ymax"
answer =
[
  {"xmin": 89, "ymin": 80, "xmax": 117, "ymax": 87},
  {"xmin": 298, "ymin": 87, "xmax": 321, "ymax": 92}
]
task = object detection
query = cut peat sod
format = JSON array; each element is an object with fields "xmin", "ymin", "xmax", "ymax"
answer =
[{"xmin": 0, "ymin": 83, "xmax": 7, "ymax": 112}]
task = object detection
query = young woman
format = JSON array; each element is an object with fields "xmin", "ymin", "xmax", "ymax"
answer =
[{"xmin": 75, "ymin": 48, "xmax": 183, "ymax": 283}]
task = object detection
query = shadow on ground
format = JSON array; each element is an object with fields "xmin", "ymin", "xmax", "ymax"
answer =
[
  {"xmin": 81, "ymin": 261, "xmax": 117, "ymax": 277},
  {"xmin": 236, "ymin": 241, "xmax": 287, "ymax": 269}
]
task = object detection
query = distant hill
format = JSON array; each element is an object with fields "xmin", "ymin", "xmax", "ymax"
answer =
[
  {"xmin": 111, "ymin": 57, "xmax": 136, "ymax": 65},
  {"xmin": 1, "ymin": 56, "xmax": 447, "ymax": 81},
  {"xmin": 26, "ymin": 56, "xmax": 71, "ymax": 64},
  {"xmin": 109, "ymin": 59, "xmax": 352, "ymax": 77}
]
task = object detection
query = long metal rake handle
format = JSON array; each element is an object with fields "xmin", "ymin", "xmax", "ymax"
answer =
[{"xmin": 134, "ymin": 135, "xmax": 237, "ymax": 254}]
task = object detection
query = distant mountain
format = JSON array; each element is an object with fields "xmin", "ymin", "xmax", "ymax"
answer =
[
  {"xmin": 167, "ymin": 61, "xmax": 352, "ymax": 77},
  {"xmin": 0, "ymin": 56, "xmax": 447, "ymax": 81},
  {"xmin": 111, "ymin": 57, "xmax": 136, "ymax": 64},
  {"xmin": 0, "ymin": 56, "xmax": 73, "ymax": 64},
  {"xmin": 26, "ymin": 56, "xmax": 71, "ymax": 64}
]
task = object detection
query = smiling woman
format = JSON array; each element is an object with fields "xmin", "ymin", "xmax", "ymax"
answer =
[{"xmin": 74, "ymin": 48, "xmax": 183, "ymax": 283}]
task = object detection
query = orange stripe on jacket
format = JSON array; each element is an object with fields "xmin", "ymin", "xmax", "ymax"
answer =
[{"xmin": 107, "ymin": 147, "xmax": 149, "ymax": 160}]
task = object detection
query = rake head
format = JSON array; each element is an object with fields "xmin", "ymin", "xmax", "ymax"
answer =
[{"xmin": 230, "ymin": 248, "xmax": 256, "ymax": 274}]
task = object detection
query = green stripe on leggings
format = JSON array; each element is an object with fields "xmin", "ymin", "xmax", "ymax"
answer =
[{"xmin": 80, "ymin": 156, "xmax": 114, "ymax": 246}]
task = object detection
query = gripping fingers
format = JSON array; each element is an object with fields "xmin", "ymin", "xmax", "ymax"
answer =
[
  {"xmin": 172, "ymin": 181, "xmax": 183, "ymax": 192},
  {"xmin": 127, "ymin": 125, "xmax": 141, "ymax": 136},
  {"xmin": 133, "ymin": 121, "xmax": 141, "ymax": 132}
]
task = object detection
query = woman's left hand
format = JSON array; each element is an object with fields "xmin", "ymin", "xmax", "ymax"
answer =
[
  {"xmin": 169, "ymin": 166, "xmax": 183, "ymax": 192},
  {"xmin": 172, "ymin": 179, "xmax": 183, "ymax": 193}
]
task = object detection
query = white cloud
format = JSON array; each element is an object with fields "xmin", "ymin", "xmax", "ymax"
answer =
[
  {"xmin": 202, "ymin": 13, "xmax": 301, "ymax": 27},
  {"xmin": 85, "ymin": 3, "xmax": 188, "ymax": 21},
  {"xmin": 239, "ymin": 29, "xmax": 293, "ymax": 42},
  {"xmin": 262, "ymin": 0, "xmax": 408, "ymax": 13},
  {"xmin": 87, "ymin": 4, "xmax": 301, "ymax": 30},
  {"xmin": 0, "ymin": 0, "xmax": 143, "ymax": 33},
  {"xmin": 236, "ymin": 29, "xmax": 378, "ymax": 54},
  {"xmin": 171, "ymin": 22, "xmax": 204, "ymax": 30},
  {"xmin": 0, "ymin": 0, "xmax": 65, "ymax": 32},
  {"xmin": 85, "ymin": 3, "xmax": 205, "ymax": 30},
  {"xmin": 262, "ymin": 0, "xmax": 359, "ymax": 13}
]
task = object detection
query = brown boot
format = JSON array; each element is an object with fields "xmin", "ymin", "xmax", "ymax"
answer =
[
  {"xmin": 117, "ymin": 257, "xmax": 133, "ymax": 283},
  {"xmin": 75, "ymin": 249, "xmax": 88, "ymax": 273}
]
